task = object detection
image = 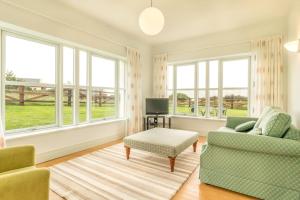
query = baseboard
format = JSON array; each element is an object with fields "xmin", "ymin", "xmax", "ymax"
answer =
[{"xmin": 36, "ymin": 134, "xmax": 123, "ymax": 163}]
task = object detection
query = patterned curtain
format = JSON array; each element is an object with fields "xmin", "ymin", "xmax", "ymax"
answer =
[
  {"xmin": 126, "ymin": 48, "xmax": 143, "ymax": 135},
  {"xmin": 153, "ymin": 54, "xmax": 168, "ymax": 98},
  {"xmin": 0, "ymin": 119, "xmax": 5, "ymax": 148},
  {"xmin": 251, "ymin": 35, "xmax": 285, "ymax": 116}
]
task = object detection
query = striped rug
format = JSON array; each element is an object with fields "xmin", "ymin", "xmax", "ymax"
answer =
[{"xmin": 50, "ymin": 143, "xmax": 200, "ymax": 200}]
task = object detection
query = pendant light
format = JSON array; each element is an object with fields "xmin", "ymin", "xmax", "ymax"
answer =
[{"xmin": 139, "ymin": 0, "xmax": 165, "ymax": 36}]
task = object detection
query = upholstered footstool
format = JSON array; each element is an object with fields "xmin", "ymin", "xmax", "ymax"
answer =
[{"xmin": 123, "ymin": 128, "xmax": 200, "ymax": 172}]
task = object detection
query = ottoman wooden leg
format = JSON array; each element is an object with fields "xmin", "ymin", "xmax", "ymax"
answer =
[
  {"xmin": 193, "ymin": 141, "xmax": 197, "ymax": 152},
  {"xmin": 125, "ymin": 146, "xmax": 130, "ymax": 160},
  {"xmin": 168, "ymin": 157, "xmax": 176, "ymax": 172}
]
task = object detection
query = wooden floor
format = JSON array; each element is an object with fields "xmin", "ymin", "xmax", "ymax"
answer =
[{"xmin": 38, "ymin": 137, "xmax": 256, "ymax": 200}]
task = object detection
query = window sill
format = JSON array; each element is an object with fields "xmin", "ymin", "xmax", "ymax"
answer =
[
  {"xmin": 6, "ymin": 118, "xmax": 127, "ymax": 141},
  {"xmin": 169, "ymin": 115, "xmax": 227, "ymax": 122}
]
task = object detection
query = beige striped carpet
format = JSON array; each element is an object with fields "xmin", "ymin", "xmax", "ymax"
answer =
[{"xmin": 50, "ymin": 143, "xmax": 200, "ymax": 200}]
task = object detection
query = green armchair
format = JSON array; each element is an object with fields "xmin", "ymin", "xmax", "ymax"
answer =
[
  {"xmin": 200, "ymin": 115, "xmax": 300, "ymax": 200},
  {"xmin": 0, "ymin": 145, "xmax": 50, "ymax": 200}
]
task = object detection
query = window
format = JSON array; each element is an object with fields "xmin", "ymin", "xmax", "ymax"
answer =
[
  {"xmin": 168, "ymin": 56, "xmax": 250, "ymax": 118},
  {"xmin": 63, "ymin": 46, "xmax": 75, "ymax": 125},
  {"xmin": 118, "ymin": 60, "xmax": 126, "ymax": 118},
  {"xmin": 222, "ymin": 59, "xmax": 249, "ymax": 117},
  {"xmin": 91, "ymin": 55, "xmax": 116, "ymax": 120},
  {"xmin": 208, "ymin": 60, "xmax": 219, "ymax": 118},
  {"xmin": 4, "ymin": 34, "xmax": 57, "ymax": 131},
  {"xmin": 175, "ymin": 64, "xmax": 195, "ymax": 115},
  {"xmin": 198, "ymin": 62, "xmax": 206, "ymax": 117},
  {"xmin": 1, "ymin": 31, "xmax": 126, "ymax": 134},
  {"xmin": 79, "ymin": 50, "xmax": 88, "ymax": 123}
]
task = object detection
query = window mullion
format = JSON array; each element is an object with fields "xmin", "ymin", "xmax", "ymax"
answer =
[
  {"xmin": 173, "ymin": 65, "xmax": 177, "ymax": 115},
  {"xmin": 1, "ymin": 30, "xmax": 6, "ymax": 131},
  {"xmin": 87, "ymin": 52, "xmax": 92, "ymax": 122},
  {"xmin": 115, "ymin": 60, "xmax": 119, "ymax": 118},
  {"xmin": 206, "ymin": 61, "xmax": 210, "ymax": 118},
  {"xmin": 58, "ymin": 44, "xmax": 63, "ymax": 127},
  {"xmin": 74, "ymin": 48, "xmax": 80, "ymax": 124},
  {"xmin": 218, "ymin": 60, "xmax": 223, "ymax": 119},
  {"xmin": 194, "ymin": 63, "xmax": 198, "ymax": 116}
]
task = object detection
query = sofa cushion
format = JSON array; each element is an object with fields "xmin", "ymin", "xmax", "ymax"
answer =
[
  {"xmin": 248, "ymin": 128, "xmax": 262, "ymax": 135},
  {"xmin": 254, "ymin": 106, "xmax": 281, "ymax": 128},
  {"xmin": 283, "ymin": 125, "xmax": 300, "ymax": 140},
  {"xmin": 218, "ymin": 127, "xmax": 236, "ymax": 133},
  {"xmin": 259, "ymin": 111, "xmax": 291, "ymax": 138},
  {"xmin": 235, "ymin": 121, "xmax": 256, "ymax": 132},
  {"xmin": 254, "ymin": 106, "xmax": 272, "ymax": 128}
]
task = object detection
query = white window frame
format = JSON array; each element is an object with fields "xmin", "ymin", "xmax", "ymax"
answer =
[
  {"xmin": 90, "ymin": 53, "xmax": 119, "ymax": 121},
  {"xmin": 0, "ymin": 28, "xmax": 127, "ymax": 135},
  {"xmin": 62, "ymin": 45, "xmax": 76, "ymax": 126},
  {"xmin": 2, "ymin": 31, "xmax": 59, "ymax": 132},
  {"xmin": 168, "ymin": 54, "xmax": 251, "ymax": 119}
]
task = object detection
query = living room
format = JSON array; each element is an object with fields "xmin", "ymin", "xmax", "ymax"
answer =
[{"xmin": 0, "ymin": 0, "xmax": 300, "ymax": 199}]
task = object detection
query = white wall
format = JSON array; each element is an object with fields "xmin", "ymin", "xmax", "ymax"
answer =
[
  {"xmin": 153, "ymin": 18, "xmax": 287, "ymax": 134},
  {"xmin": 0, "ymin": 0, "xmax": 152, "ymax": 163},
  {"xmin": 153, "ymin": 18, "xmax": 287, "ymax": 61},
  {"xmin": 287, "ymin": 1, "xmax": 300, "ymax": 128},
  {"xmin": 170, "ymin": 117, "xmax": 225, "ymax": 135}
]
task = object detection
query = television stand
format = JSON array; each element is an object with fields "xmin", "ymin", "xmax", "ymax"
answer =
[{"xmin": 144, "ymin": 115, "xmax": 171, "ymax": 130}]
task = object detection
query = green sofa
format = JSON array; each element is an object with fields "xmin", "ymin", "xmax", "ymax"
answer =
[
  {"xmin": 200, "ymin": 107, "xmax": 300, "ymax": 200},
  {"xmin": 0, "ymin": 145, "xmax": 50, "ymax": 200}
]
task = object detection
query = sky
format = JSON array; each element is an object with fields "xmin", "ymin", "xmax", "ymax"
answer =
[
  {"xmin": 168, "ymin": 59, "xmax": 248, "ymax": 90},
  {"xmin": 167, "ymin": 59, "xmax": 249, "ymax": 98},
  {"xmin": 6, "ymin": 34, "xmax": 248, "ymax": 94},
  {"xmin": 5, "ymin": 35, "xmax": 116, "ymax": 88}
]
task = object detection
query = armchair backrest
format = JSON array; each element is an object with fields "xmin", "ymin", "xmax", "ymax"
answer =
[{"xmin": 0, "ymin": 146, "xmax": 35, "ymax": 173}]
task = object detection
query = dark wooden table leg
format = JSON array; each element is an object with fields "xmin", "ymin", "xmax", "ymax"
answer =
[
  {"xmin": 193, "ymin": 141, "xmax": 197, "ymax": 152},
  {"xmin": 168, "ymin": 156, "xmax": 176, "ymax": 172},
  {"xmin": 125, "ymin": 146, "xmax": 131, "ymax": 160}
]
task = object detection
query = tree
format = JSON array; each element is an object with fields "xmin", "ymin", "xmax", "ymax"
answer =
[
  {"xmin": 168, "ymin": 93, "xmax": 190, "ymax": 100},
  {"xmin": 5, "ymin": 71, "xmax": 18, "ymax": 90},
  {"xmin": 5, "ymin": 70, "xmax": 17, "ymax": 81}
]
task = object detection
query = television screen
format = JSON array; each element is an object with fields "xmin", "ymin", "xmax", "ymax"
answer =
[{"xmin": 146, "ymin": 98, "xmax": 169, "ymax": 115}]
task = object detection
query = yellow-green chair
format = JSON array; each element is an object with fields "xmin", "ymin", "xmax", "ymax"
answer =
[{"xmin": 0, "ymin": 145, "xmax": 50, "ymax": 200}]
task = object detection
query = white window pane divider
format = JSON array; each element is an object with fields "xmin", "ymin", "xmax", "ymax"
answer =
[
  {"xmin": 205, "ymin": 61, "xmax": 209, "ymax": 118},
  {"xmin": 115, "ymin": 59, "xmax": 119, "ymax": 118},
  {"xmin": 0, "ymin": 30, "xmax": 5, "ymax": 130},
  {"xmin": 74, "ymin": 48, "xmax": 80, "ymax": 125},
  {"xmin": 194, "ymin": 62, "xmax": 198, "ymax": 116},
  {"xmin": 173, "ymin": 65, "xmax": 177, "ymax": 115},
  {"xmin": 218, "ymin": 59, "xmax": 223, "ymax": 119},
  {"xmin": 87, "ymin": 52, "xmax": 92, "ymax": 122},
  {"xmin": 58, "ymin": 44, "xmax": 63, "ymax": 127}
]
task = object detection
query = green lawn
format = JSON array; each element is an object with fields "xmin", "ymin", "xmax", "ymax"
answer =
[
  {"xmin": 5, "ymin": 103, "xmax": 115, "ymax": 131},
  {"xmin": 176, "ymin": 105, "xmax": 248, "ymax": 117},
  {"xmin": 5, "ymin": 103, "xmax": 247, "ymax": 132}
]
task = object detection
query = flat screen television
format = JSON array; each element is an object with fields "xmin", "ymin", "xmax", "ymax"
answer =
[{"xmin": 146, "ymin": 98, "xmax": 169, "ymax": 115}]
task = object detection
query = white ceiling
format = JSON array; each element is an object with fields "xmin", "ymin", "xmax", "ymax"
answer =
[{"xmin": 57, "ymin": 0, "xmax": 295, "ymax": 44}]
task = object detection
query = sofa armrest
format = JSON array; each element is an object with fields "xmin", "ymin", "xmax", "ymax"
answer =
[
  {"xmin": 0, "ymin": 145, "xmax": 35, "ymax": 173},
  {"xmin": 0, "ymin": 168, "xmax": 49, "ymax": 200},
  {"xmin": 208, "ymin": 131, "xmax": 300, "ymax": 157},
  {"xmin": 225, "ymin": 117, "xmax": 258, "ymax": 129}
]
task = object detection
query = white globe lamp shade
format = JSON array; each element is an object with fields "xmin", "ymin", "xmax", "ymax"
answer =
[{"xmin": 139, "ymin": 7, "xmax": 165, "ymax": 36}]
